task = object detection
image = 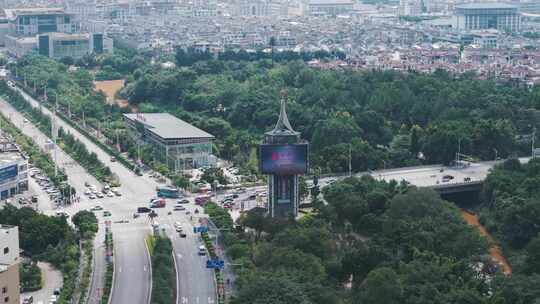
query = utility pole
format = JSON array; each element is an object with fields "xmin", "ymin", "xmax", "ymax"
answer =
[
  {"xmin": 82, "ymin": 110, "xmax": 86, "ymax": 127},
  {"xmin": 52, "ymin": 115, "xmax": 58, "ymax": 177},
  {"xmin": 456, "ymin": 137, "xmax": 462, "ymax": 166},
  {"xmin": 533, "ymin": 128, "xmax": 536, "ymax": 158},
  {"xmin": 116, "ymin": 129, "xmax": 120, "ymax": 151},
  {"xmin": 348, "ymin": 144, "xmax": 352, "ymax": 177}
]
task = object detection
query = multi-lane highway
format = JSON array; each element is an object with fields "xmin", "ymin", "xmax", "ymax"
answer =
[{"xmin": 9, "ymin": 85, "xmax": 217, "ymax": 304}]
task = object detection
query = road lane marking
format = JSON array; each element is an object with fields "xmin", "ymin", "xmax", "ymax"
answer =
[
  {"xmin": 177, "ymin": 254, "xmax": 182, "ymax": 259},
  {"xmin": 208, "ymin": 297, "xmax": 214, "ymax": 303},
  {"xmin": 182, "ymin": 296, "xmax": 188, "ymax": 304},
  {"xmin": 143, "ymin": 266, "xmax": 147, "ymax": 272}
]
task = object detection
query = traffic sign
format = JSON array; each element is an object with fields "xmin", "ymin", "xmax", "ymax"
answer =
[
  {"xmin": 193, "ymin": 226, "xmax": 209, "ymax": 233},
  {"xmin": 206, "ymin": 258, "xmax": 225, "ymax": 269}
]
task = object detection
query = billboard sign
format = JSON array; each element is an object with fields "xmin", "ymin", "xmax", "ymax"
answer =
[
  {"xmin": 0, "ymin": 165, "xmax": 18, "ymax": 183},
  {"xmin": 259, "ymin": 144, "xmax": 308, "ymax": 175}
]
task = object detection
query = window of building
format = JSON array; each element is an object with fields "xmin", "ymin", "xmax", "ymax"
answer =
[
  {"xmin": 3, "ymin": 247, "xmax": 8, "ymax": 255},
  {"xmin": 3, "ymin": 296, "xmax": 8, "ymax": 303},
  {"xmin": 1, "ymin": 287, "xmax": 6, "ymax": 294}
]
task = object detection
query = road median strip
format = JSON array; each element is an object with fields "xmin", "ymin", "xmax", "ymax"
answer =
[{"xmin": 147, "ymin": 235, "xmax": 174, "ymax": 304}]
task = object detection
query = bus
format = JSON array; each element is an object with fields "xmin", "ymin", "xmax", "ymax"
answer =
[{"xmin": 157, "ymin": 187, "xmax": 180, "ymax": 198}]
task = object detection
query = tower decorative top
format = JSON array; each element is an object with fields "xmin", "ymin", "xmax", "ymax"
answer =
[{"xmin": 272, "ymin": 89, "xmax": 296, "ymax": 133}]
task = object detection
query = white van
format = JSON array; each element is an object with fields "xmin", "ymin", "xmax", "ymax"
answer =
[{"xmin": 198, "ymin": 245, "xmax": 206, "ymax": 256}]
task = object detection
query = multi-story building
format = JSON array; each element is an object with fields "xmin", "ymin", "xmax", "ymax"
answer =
[
  {"xmin": 520, "ymin": 0, "xmax": 540, "ymax": 14},
  {"xmin": 3, "ymin": 7, "xmax": 73, "ymax": 36},
  {"xmin": 454, "ymin": 3, "xmax": 521, "ymax": 32},
  {"xmin": 0, "ymin": 135, "xmax": 28, "ymax": 200},
  {"xmin": 37, "ymin": 32, "xmax": 113, "ymax": 59},
  {"xmin": 123, "ymin": 113, "xmax": 215, "ymax": 172},
  {"xmin": 236, "ymin": 0, "xmax": 286, "ymax": 17},
  {"xmin": 472, "ymin": 30, "xmax": 498, "ymax": 48},
  {"xmin": 0, "ymin": 225, "xmax": 20, "ymax": 304},
  {"xmin": 1, "ymin": 7, "xmax": 112, "ymax": 58},
  {"xmin": 399, "ymin": 0, "xmax": 423, "ymax": 16},
  {"xmin": 308, "ymin": 0, "xmax": 354, "ymax": 16}
]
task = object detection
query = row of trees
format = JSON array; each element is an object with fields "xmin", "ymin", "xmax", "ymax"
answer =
[
  {"xmin": 149, "ymin": 236, "xmax": 175, "ymax": 304},
  {"xmin": 0, "ymin": 106, "xmax": 73, "ymax": 197},
  {"xmin": 0, "ymin": 80, "xmax": 115, "ymax": 183}
]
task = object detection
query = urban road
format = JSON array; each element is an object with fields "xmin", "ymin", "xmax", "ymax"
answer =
[{"xmin": 7, "ymin": 86, "xmax": 217, "ymax": 304}]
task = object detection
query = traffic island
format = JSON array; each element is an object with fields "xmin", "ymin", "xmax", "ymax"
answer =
[
  {"xmin": 101, "ymin": 222, "xmax": 114, "ymax": 304},
  {"xmin": 147, "ymin": 236, "xmax": 175, "ymax": 304}
]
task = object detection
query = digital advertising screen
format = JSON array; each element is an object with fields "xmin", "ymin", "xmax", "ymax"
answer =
[{"xmin": 259, "ymin": 144, "xmax": 308, "ymax": 175}]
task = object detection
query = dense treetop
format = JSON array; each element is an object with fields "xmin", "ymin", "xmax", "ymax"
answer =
[{"xmin": 11, "ymin": 50, "xmax": 540, "ymax": 175}]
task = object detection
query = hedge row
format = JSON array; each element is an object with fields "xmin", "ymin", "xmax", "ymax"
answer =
[
  {"xmin": 0, "ymin": 80, "xmax": 115, "ymax": 183},
  {"xmin": 101, "ymin": 231, "xmax": 114, "ymax": 304},
  {"xmin": 13, "ymin": 80, "xmax": 137, "ymax": 173},
  {"xmin": 149, "ymin": 236, "xmax": 175, "ymax": 304}
]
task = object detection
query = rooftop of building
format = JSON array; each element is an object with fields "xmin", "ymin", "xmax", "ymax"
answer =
[
  {"xmin": 45, "ymin": 32, "xmax": 92, "ymax": 41},
  {"xmin": 455, "ymin": 3, "xmax": 519, "ymax": 10},
  {"xmin": 0, "ymin": 151, "xmax": 24, "ymax": 166},
  {"xmin": 3, "ymin": 7, "xmax": 67, "ymax": 19},
  {"xmin": 0, "ymin": 135, "xmax": 25, "ymax": 164},
  {"xmin": 0, "ymin": 224, "xmax": 17, "ymax": 230},
  {"xmin": 309, "ymin": 0, "xmax": 355, "ymax": 6},
  {"xmin": 123, "ymin": 113, "xmax": 214, "ymax": 140}
]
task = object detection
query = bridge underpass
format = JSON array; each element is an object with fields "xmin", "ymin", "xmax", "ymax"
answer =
[{"xmin": 369, "ymin": 157, "xmax": 531, "ymax": 197}]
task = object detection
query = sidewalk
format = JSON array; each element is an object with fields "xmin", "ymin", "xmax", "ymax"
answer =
[{"xmin": 20, "ymin": 262, "xmax": 63, "ymax": 304}]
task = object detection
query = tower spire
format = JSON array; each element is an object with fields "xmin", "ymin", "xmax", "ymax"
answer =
[{"xmin": 273, "ymin": 89, "xmax": 295, "ymax": 133}]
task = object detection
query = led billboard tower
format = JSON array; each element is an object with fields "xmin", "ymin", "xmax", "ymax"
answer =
[{"xmin": 260, "ymin": 91, "xmax": 308, "ymax": 218}]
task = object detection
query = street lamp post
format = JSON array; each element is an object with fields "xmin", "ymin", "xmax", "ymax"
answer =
[{"xmin": 493, "ymin": 148, "xmax": 498, "ymax": 161}]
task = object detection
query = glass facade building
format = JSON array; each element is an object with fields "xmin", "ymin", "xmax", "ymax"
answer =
[
  {"xmin": 455, "ymin": 3, "xmax": 521, "ymax": 32},
  {"xmin": 123, "ymin": 113, "xmax": 215, "ymax": 172}
]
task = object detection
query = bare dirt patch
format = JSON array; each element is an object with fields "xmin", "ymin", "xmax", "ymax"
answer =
[{"xmin": 94, "ymin": 79, "xmax": 129, "ymax": 108}]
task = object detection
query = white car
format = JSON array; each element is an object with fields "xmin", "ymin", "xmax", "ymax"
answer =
[
  {"xmin": 84, "ymin": 190, "xmax": 92, "ymax": 196},
  {"xmin": 89, "ymin": 194, "xmax": 96, "ymax": 200},
  {"xmin": 90, "ymin": 206, "xmax": 103, "ymax": 211},
  {"xmin": 106, "ymin": 192, "xmax": 114, "ymax": 197},
  {"xmin": 96, "ymin": 193, "xmax": 104, "ymax": 198},
  {"xmin": 174, "ymin": 222, "xmax": 183, "ymax": 231}
]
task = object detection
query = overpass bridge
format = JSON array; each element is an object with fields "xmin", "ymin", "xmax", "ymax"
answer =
[{"xmin": 366, "ymin": 157, "xmax": 531, "ymax": 194}]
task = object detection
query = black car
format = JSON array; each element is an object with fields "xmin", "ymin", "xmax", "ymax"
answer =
[
  {"xmin": 137, "ymin": 207, "xmax": 151, "ymax": 213},
  {"xmin": 177, "ymin": 199, "xmax": 189, "ymax": 204}
]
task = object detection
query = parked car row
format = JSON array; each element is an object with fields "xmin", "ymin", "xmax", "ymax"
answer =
[{"xmin": 30, "ymin": 167, "xmax": 62, "ymax": 203}]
